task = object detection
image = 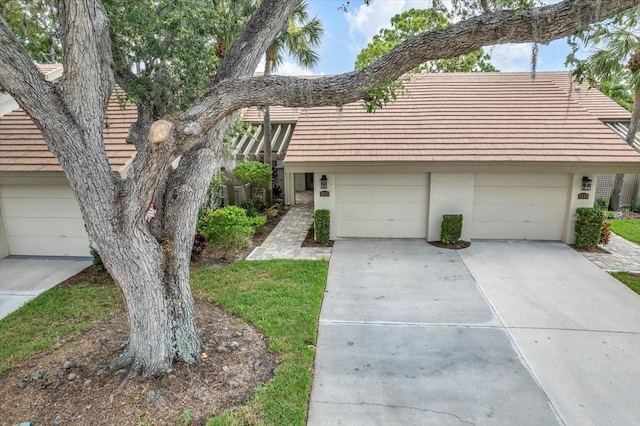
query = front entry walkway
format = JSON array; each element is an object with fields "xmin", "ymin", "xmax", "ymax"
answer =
[
  {"xmin": 580, "ymin": 232, "xmax": 640, "ymax": 272},
  {"xmin": 247, "ymin": 192, "xmax": 331, "ymax": 261}
]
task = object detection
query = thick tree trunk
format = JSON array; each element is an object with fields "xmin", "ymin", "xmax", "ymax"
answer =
[
  {"xmin": 263, "ymin": 56, "xmax": 274, "ymax": 207},
  {"xmin": 610, "ymin": 173, "xmax": 625, "ymax": 212}
]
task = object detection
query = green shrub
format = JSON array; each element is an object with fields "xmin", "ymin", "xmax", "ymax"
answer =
[
  {"xmin": 631, "ymin": 202, "xmax": 640, "ymax": 213},
  {"xmin": 595, "ymin": 197, "xmax": 608, "ymax": 210},
  {"xmin": 575, "ymin": 207, "xmax": 604, "ymax": 249},
  {"xmin": 314, "ymin": 210, "xmax": 330, "ymax": 243},
  {"xmin": 441, "ymin": 214, "xmax": 463, "ymax": 244},
  {"xmin": 197, "ymin": 206, "xmax": 265, "ymax": 255},
  {"xmin": 239, "ymin": 196, "xmax": 266, "ymax": 217},
  {"xmin": 234, "ymin": 161, "xmax": 271, "ymax": 190}
]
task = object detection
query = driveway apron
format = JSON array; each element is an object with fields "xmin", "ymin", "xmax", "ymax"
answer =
[
  {"xmin": 459, "ymin": 241, "xmax": 640, "ymax": 426},
  {"xmin": 309, "ymin": 240, "xmax": 560, "ymax": 425}
]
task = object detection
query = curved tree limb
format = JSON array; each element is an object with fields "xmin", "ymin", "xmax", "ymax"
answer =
[{"xmin": 181, "ymin": 0, "xmax": 640, "ymax": 134}]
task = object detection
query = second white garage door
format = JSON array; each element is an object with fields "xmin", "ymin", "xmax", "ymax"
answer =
[
  {"xmin": 335, "ymin": 173, "xmax": 429, "ymax": 238},
  {"xmin": 472, "ymin": 173, "xmax": 569, "ymax": 240}
]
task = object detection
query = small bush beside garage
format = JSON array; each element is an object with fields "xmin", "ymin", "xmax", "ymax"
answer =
[{"xmin": 575, "ymin": 208, "xmax": 605, "ymax": 249}]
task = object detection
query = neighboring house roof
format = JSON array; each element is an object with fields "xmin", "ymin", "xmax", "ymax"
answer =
[
  {"xmin": 0, "ymin": 66, "xmax": 137, "ymax": 173},
  {"xmin": 283, "ymin": 71, "xmax": 639, "ymax": 165}
]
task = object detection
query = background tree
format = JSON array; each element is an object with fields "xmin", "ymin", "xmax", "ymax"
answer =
[
  {"xmin": 0, "ymin": 0, "xmax": 59, "ymax": 62},
  {"xmin": 0, "ymin": 0, "xmax": 636, "ymax": 377},
  {"xmin": 568, "ymin": 6, "xmax": 640, "ymax": 211},
  {"xmin": 262, "ymin": 1, "xmax": 322, "ymax": 207},
  {"xmin": 356, "ymin": 8, "xmax": 498, "ymax": 73}
]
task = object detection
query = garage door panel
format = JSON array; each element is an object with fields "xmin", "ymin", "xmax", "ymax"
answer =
[
  {"xmin": 3, "ymin": 217, "xmax": 88, "ymax": 238},
  {"xmin": 472, "ymin": 174, "xmax": 568, "ymax": 241},
  {"xmin": 1, "ymin": 197, "xmax": 83, "ymax": 218},
  {"xmin": 6, "ymin": 236, "xmax": 89, "ymax": 257},
  {"xmin": 337, "ymin": 173, "xmax": 426, "ymax": 186},
  {"xmin": 337, "ymin": 202, "xmax": 426, "ymax": 221},
  {"xmin": 0, "ymin": 184, "xmax": 90, "ymax": 256},
  {"xmin": 337, "ymin": 220, "xmax": 426, "ymax": 239},
  {"xmin": 475, "ymin": 173, "xmax": 569, "ymax": 188},
  {"xmin": 335, "ymin": 173, "xmax": 428, "ymax": 239},
  {"xmin": 0, "ymin": 185, "xmax": 76, "ymax": 199},
  {"xmin": 474, "ymin": 204, "xmax": 567, "ymax": 224},
  {"xmin": 336, "ymin": 185, "xmax": 426, "ymax": 204},
  {"xmin": 472, "ymin": 222, "xmax": 565, "ymax": 241},
  {"xmin": 473, "ymin": 186, "xmax": 567, "ymax": 206}
]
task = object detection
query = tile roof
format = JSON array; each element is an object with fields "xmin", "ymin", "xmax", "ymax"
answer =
[
  {"xmin": 284, "ymin": 71, "xmax": 639, "ymax": 165},
  {"xmin": 0, "ymin": 68, "xmax": 137, "ymax": 173}
]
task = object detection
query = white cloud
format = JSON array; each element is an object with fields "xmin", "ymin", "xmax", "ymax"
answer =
[
  {"xmin": 487, "ymin": 43, "xmax": 540, "ymax": 72},
  {"xmin": 345, "ymin": 0, "xmax": 435, "ymax": 48},
  {"xmin": 255, "ymin": 58, "xmax": 324, "ymax": 77}
]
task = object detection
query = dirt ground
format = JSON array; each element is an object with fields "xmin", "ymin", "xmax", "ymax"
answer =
[{"xmin": 0, "ymin": 207, "xmax": 288, "ymax": 425}]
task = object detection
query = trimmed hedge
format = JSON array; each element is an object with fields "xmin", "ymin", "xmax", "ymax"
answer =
[
  {"xmin": 575, "ymin": 207, "xmax": 604, "ymax": 249},
  {"xmin": 314, "ymin": 209, "xmax": 330, "ymax": 243},
  {"xmin": 441, "ymin": 214, "xmax": 463, "ymax": 244}
]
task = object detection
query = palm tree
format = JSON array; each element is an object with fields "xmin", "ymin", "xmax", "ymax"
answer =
[
  {"xmin": 262, "ymin": 2, "xmax": 323, "ymax": 206},
  {"xmin": 573, "ymin": 7, "xmax": 640, "ymax": 211}
]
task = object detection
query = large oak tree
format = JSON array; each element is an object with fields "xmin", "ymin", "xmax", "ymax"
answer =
[{"xmin": 0, "ymin": 0, "xmax": 638, "ymax": 376}]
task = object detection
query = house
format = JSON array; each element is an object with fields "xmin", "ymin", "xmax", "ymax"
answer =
[
  {"xmin": 280, "ymin": 72, "xmax": 640, "ymax": 243},
  {"xmin": 0, "ymin": 65, "xmax": 137, "ymax": 258}
]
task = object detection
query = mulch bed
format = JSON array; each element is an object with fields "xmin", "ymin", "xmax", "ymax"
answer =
[
  {"xmin": 0, "ymin": 300, "xmax": 277, "ymax": 426},
  {"xmin": 570, "ymin": 245, "xmax": 610, "ymax": 254},
  {"xmin": 0, "ymin": 206, "xmax": 290, "ymax": 425},
  {"xmin": 429, "ymin": 240, "xmax": 471, "ymax": 250},
  {"xmin": 301, "ymin": 226, "xmax": 334, "ymax": 248}
]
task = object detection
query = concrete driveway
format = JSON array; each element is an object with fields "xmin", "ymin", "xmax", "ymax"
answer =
[
  {"xmin": 0, "ymin": 257, "xmax": 91, "ymax": 320},
  {"xmin": 309, "ymin": 240, "xmax": 640, "ymax": 425}
]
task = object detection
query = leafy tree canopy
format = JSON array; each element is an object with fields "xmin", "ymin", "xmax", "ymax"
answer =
[{"xmin": 355, "ymin": 8, "xmax": 497, "ymax": 73}]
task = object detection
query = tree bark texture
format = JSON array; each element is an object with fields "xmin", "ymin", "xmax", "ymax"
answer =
[
  {"xmin": 610, "ymin": 173, "xmax": 625, "ymax": 212},
  {"xmin": 262, "ymin": 54, "xmax": 275, "ymax": 207},
  {"xmin": 1, "ymin": 0, "xmax": 639, "ymax": 376}
]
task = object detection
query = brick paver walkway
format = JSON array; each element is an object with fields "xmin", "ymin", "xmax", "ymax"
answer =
[
  {"xmin": 581, "ymin": 232, "xmax": 640, "ymax": 273},
  {"xmin": 247, "ymin": 193, "xmax": 332, "ymax": 261}
]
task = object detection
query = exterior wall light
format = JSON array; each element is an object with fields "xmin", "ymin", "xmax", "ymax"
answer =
[
  {"xmin": 582, "ymin": 176, "xmax": 592, "ymax": 191},
  {"xmin": 320, "ymin": 175, "xmax": 328, "ymax": 189}
]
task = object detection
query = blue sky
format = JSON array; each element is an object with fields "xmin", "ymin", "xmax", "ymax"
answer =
[{"xmin": 274, "ymin": 0, "xmax": 575, "ymax": 76}]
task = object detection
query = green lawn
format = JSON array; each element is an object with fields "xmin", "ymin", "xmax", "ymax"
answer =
[
  {"xmin": 610, "ymin": 219, "xmax": 640, "ymax": 245},
  {"xmin": 0, "ymin": 284, "xmax": 120, "ymax": 373},
  {"xmin": 0, "ymin": 260, "xmax": 328, "ymax": 425},
  {"xmin": 611, "ymin": 272, "xmax": 640, "ymax": 296},
  {"xmin": 192, "ymin": 260, "xmax": 328, "ymax": 426}
]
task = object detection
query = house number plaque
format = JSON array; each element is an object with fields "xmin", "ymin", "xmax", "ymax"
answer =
[
  {"xmin": 320, "ymin": 191, "xmax": 330, "ymax": 197},
  {"xmin": 578, "ymin": 192, "xmax": 589, "ymax": 200}
]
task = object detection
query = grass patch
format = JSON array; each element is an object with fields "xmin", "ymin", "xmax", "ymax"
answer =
[
  {"xmin": 0, "ymin": 260, "xmax": 328, "ymax": 423},
  {"xmin": 192, "ymin": 260, "xmax": 328, "ymax": 426},
  {"xmin": 611, "ymin": 272, "xmax": 640, "ymax": 296},
  {"xmin": 610, "ymin": 219, "xmax": 640, "ymax": 245},
  {"xmin": 0, "ymin": 284, "xmax": 119, "ymax": 373}
]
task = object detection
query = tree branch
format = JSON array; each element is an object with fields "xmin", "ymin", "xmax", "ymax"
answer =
[
  {"xmin": 57, "ymin": 0, "xmax": 114, "ymax": 132},
  {"xmin": 0, "ymin": 15, "xmax": 62, "ymax": 128},
  {"xmin": 215, "ymin": 0, "xmax": 300, "ymax": 81},
  {"xmin": 181, "ymin": 0, "xmax": 640, "ymax": 133}
]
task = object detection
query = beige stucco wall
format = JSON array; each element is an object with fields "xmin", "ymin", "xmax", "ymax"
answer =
[
  {"xmin": 427, "ymin": 173, "xmax": 474, "ymax": 242},
  {"xmin": 563, "ymin": 173, "xmax": 598, "ymax": 245},
  {"xmin": 313, "ymin": 173, "xmax": 337, "ymax": 240}
]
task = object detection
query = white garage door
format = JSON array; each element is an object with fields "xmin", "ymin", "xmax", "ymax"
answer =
[
  {"xmin": 0, "ymin": 185, "xmax": 90, "ymax": 256},
  {"xmin": 335, "ymin": 173, "xmax": 429, "ymax": 238},
  {"xmin": 472, "ymin": 173, "xmax": 569, "ymax": 240}
]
